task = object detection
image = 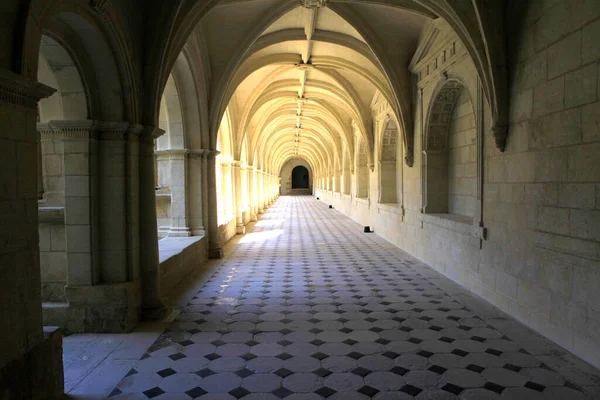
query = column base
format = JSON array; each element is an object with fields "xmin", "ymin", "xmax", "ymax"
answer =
[
  {"xmin": 142, "ymin": 303, "xmax": 169, "ymax": 321},
  {"xmin": 45, "ymin": 283, "xmax": 141, "ymax": 333},
  {"xmin": 165, "ymin": 227, "xmax": 192, "ymax": 237},
  {"xmin": 209, "ymin": 247, "xmax": 224, "ymax": 259},
  {"xmin": 0, "ymin": 327, "xmax": 64, "ymax": 400},
  {"xmin": 236, "ymin": 224, "xmax": 246, "ymax": 235},
  {"xmin": 250, "ymin": 214, "xmax": 258, "ymax": 222}
]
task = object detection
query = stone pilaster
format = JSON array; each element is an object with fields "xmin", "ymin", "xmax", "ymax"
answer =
[
  {"xmin": 233, "ymin": 161, "xmax": 245, "ymax": 234},
  {"xmin": 139, "ymin": 127, "xmax": 167, "ymax": 320},
  {"xmin": 248, "ymin": 166, "xmax": 258, "ymax": 221},
  {"xmin": 0, "ymin": 68, "xmax": 64, "ymax": 399},
  {"xmin": 206, "ymin": 151, "xmax": 223, "ymax": 259}
]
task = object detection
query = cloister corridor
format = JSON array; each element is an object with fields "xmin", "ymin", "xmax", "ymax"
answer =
[{"xmin": 61, "ymin": 196, "xmax": 600, "ymax": 400}]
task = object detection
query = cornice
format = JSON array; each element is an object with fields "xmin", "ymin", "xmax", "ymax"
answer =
[{"xmin": 0, "ymin": 68, "xmax": 56, "ymax": 109}]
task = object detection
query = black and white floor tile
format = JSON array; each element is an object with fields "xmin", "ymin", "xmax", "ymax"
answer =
[{"xmin": 108, "ymin": 196, "xmax": 598, "ymax": 399}]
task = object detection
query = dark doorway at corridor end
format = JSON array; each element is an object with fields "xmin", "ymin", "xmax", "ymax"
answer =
[{"xmin": 292, "ymin": 166, "xmax": 309, "ymax": 189}]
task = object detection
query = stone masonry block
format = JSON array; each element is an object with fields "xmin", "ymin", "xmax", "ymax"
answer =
[
  {"xmin": 531, "ymin": 108, "xmax": 581, "ymax": 149},
  {"xmin": 538, "ymin": 206, "xmax": 570, "ymax": 235},
  {"xmin": 535, "ymin": 148, "xmax": 568, "ymax": 182},
  {"xmin": 565, "ymin": 63, "xmax": 598, "ymax": 108},
  {"xmin": 568, "ymin": 142, "xmax": 600, "ymax": 181},
  {"xmin": 533, "ymin": 77, "xmax": 564, "ymax": 117},
  {"xmin": 547, "ymin": 31, "xmax": 581, "ymax": 79},
  {"xmin": 509, "ymin": 88, "xmax": 533, "ymax": 122},
  {"xmin": 505, "ymin": 152, "xmax": 536, "ymax": 183},
  {"xmin": 569, "ymin": 209, "xmax": 600, "ymax": 241},
  {"xmin": 559, "ymin": 183, "xmax": 595, "ymax": 209},
  {"xmin": 582, "ymin": 101, "xmax": 600, "ymax": 143}
]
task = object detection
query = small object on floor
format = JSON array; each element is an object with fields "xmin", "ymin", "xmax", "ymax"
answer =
[
  {"xmin": 329, "ymin": 205, "xmax": 333, "ymax": 209},
  {"xmin": 317, "ymin": 197, "xmax": 319, "ymax": 200},
  {"xmin": 364, "ymin": 226, "xmax": 372, "ymax": 233}
]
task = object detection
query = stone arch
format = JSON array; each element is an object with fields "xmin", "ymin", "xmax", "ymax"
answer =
[
  {"xmin": 37, "ymin": 35, "xmax": 88, "ymax": 121},
  {"xmin": 21, "ymin": 1, "xmax": 137, "ymax": 121},
  {"xmin": 378, "ymin": 117, "xmax": 399, "ymax": 204},
  {"xmin": 423, "ymin": 78, "xmax": 477, "ymax": 218}
]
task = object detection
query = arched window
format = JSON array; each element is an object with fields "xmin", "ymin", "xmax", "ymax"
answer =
[
  {"xmin": 379, "ymin": 119, "xmax": 398, "ymax": 204},
  {"xmin": 423, "ymin": 80, "xmax": 477, "ymax": 218}
]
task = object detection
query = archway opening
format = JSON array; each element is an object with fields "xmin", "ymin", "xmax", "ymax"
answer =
[{"xmin": 292, "ymin": 166, "xmax": 310, "ymax": 189}]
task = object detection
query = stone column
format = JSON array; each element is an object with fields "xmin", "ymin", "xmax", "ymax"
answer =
[
  {"xmin": 138, "ymin": 127, "xmax": 167, "ymax": 320},
  {"xmin": 0, "ymin": 66, "xmax": 67, "ymax": 400},
  {"xmin": 241, "ymin": 165, "xmax": 251, "ymax": 224},
  {"xmin": 187, "ymin": 150, "xmax": 205, "ymax": 236},
  {"xmin": 221, "ymin": 162, "xmax": 233, "ymax": 219},
  {"xmin": 233, "ymin": 161, "xmax": 245, "ymax": 234},
  {"xmin": 248, "ymin": 166, "xmax": 258, "ymax": 221},
  {"xmin": 155, "ymin": 149, "xmax": 191, "ymax": 237},
  {"xmin": 342, "ymin": 168, "xmax": 351, "ymax": 195},
  {"xmin": 264, "ymin": 172, "xmax": 270, "ymax": 207},
  {"xmin": 333, "ymin": 170, "xmax": 341, "ymax": 193},
  {"xmin": 206, "ymin": 151, "xmax": 223, "ymax": 258},
  {"xmin": 257, "ymin": 170, "xmax": 265, "ymax": 214}
]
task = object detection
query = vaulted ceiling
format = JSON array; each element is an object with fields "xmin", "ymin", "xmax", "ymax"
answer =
[{"xmin": 193, "ymin": 0, "xmax": 430, "ymax": 175}]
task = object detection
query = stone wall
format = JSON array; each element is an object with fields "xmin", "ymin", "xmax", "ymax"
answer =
[
  {"xmin": 448, "ymin": 89, "xmax": 477, "ymax": 217},
  {"xmin": 316, "ymin": 2, "xmax": 600, "ymax": 368}
]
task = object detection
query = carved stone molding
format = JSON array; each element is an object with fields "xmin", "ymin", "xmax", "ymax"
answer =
[
  {"xmin": 300, "ymin": 0, "xmax": 328, "ymax": 9},
  {"xmin": 155, "ymin": 149, "xmax": 188, "ymax": 161},
  {"xmin": 492, "ymin": 123, "xmax": 508, "ymax": 152},
  {"xmin": 0, "ymin": 68, "xmax": 55, "ymax": 109},
  {"xmin": 96, "ymin": 121, "xmax": 143, "ymax": 141},
  {"xmin": 37, "ymin": 120, "xmax": 95, "ymax": 139}
]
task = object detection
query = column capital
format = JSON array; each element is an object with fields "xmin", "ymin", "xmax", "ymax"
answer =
[
  {"xmin": 37, "ymin": 120, "xmax": 95, "ymax": 139},
  {"xmin": 95, "ymin": 121, "xmax": 144, "ymax": 141},
  {"xmin": 154, "ymin": 149, "xmax": 188, "ymax": 160},
  {"xmin": 0, "ymin": 68, "xmax": 56, "ymax": 109}
]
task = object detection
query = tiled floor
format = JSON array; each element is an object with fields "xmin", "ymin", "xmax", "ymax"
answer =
[{"xmin": 108, "ymin": 196, "xmax": 600, "ymax": 399}]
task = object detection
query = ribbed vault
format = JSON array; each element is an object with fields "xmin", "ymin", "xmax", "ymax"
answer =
[{"xmin": 201, "ymin": 2, "xmax": 428, "ymax": 178}]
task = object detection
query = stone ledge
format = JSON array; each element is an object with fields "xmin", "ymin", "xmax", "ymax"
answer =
[
  {"xmin": 38, "ymin": 207, "xmax": 65, "ymax": 224},
  {"xmin": 159, "ymin": 236, "xmax": 208, "ymax": 296},
  {"xmin": 377, "ymin": 203, "xmax": 401, "ymax": 216},
  {"xmin": 421, "ymin": 212, "xmax": 485, "ymax": 239}
]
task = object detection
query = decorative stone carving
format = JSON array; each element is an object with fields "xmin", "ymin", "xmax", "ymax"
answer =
[
  {"xmin": 295, "ymin": 62, "xmax": 316, "ymax": 71},
  {"xmin": 300, "ymin": 0, "xmax": 328, "ymax": 9},
  {"xmin": 424, "ymin": 81, "xmax": 463, "ymax": 152},
  {"xmin": 492, "ymin": 122, "xmax": 508, "ymax": 152},
  {"xmin": 0, "ymin": 68, "xmax": 56, "ymax": 109}
]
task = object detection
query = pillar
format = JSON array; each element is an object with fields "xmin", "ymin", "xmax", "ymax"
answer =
[
  {"xmin": 0, "ymin": 69, "xmax": 64, "ymax": 399},
  {"xmin": 138, "ymin": 127, "xmax": 167, "ymax": 320},
  {"xmin": 248, "ymin": 166, "xmax": 257, "ymax": 221},
  {"xmin": 257, "ymin": 170, "xmax": 265, "ymax": 214},
  {"xmin": 343, "ymin": 168, "xmax": 351, "ymax": 195},
  {"xmin": 188, "ymin": 150, "xmax": 205, "ymax": 236},
  {"xmin": 233, "ymin": 161, "xmax": 245, "ymax": 234},
  {"xmin": 206, "ymin": 151, "xmax": 223, "ymax": 258},
  {"xmin": 333, "ymin": 170, "xmax": 341, "ymax": 193}
]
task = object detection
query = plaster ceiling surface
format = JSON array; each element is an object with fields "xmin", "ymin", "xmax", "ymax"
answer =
[{"xmin": 198, "ymin": 0, "xmax": 430, "ymax": 175}]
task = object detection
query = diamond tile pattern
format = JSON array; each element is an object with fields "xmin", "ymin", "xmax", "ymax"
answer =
[{"xmin": 109, "ymin": 197, "xmax": 595, "ymax": 398}]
